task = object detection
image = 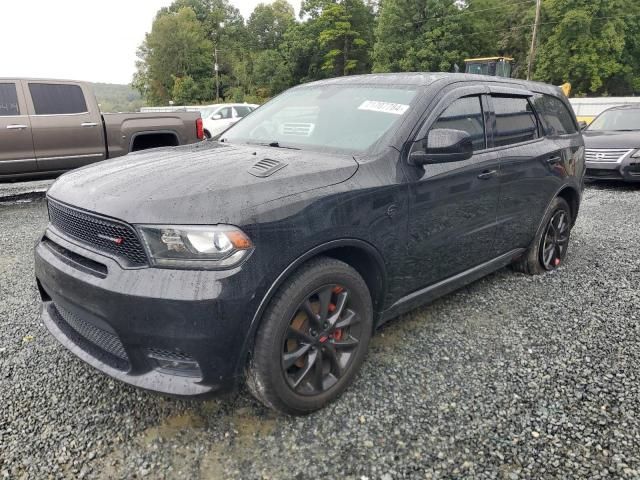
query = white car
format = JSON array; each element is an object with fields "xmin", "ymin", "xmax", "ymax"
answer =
[{"xmin": 200, "ymin": 103, "xmax": 259, "ymax": 139}]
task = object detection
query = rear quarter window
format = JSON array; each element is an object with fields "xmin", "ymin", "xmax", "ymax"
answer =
[
  {"xmin": 531, "ymin": 94, "xmax": 578, "ymax": 136},
  {"xmin": 0, "ymin": 83, "xmax": 20, "ymax": 116},
  {"xmin": 492, "ymin": 96, "xmax": 539, "ymax": 147},
  {"xmin": 29, "ymin": 83, "xmax": 88, "ymax": 115}
]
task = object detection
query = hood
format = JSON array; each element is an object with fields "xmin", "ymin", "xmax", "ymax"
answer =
[
  {"xmin": 583, "ymin": 130, "xmax": 640, "ymax": 150},
  {"xmin": 47, "ymin": 142, "xmax": 358, "ymax": 224}
]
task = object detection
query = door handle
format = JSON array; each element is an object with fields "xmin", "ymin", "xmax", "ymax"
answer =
[
  {"xmin": 81, "ymin": 122, "xmax": 98, "ymax": 127},
  {"xmin": 546, "ymin": 155, "xmax": 562, "ymax": 165},
  {"xmin": 477, "ymin": 169, "xmax": 498, "ymax": 180},
  {"xmin": 6, "ymin": 124, "xmax": 28, "ymax": 130}
]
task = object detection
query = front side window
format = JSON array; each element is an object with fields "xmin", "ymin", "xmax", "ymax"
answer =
[
  {"xmin": 29, "ymin": 83, "xmax": 87, "ymax": 115},
  {"xmin": 531, "ymin": 95, "xmax": 577, "ymax": 136},
  {"xmin": 430, "ymin": 96, "xmax": 486, "ymax": 151},
  {"xmin": 218, "ymin": 107, "xmax": 233, "ymax": 119},
  {"xmin": 0, "ymin": 83, "xmax": 20, "ymax": 116},
  {"xmin": 493, "ymin": 96, "xmax": 539, "ymax": 147},
  {"xmin": 221, "ymin": 85, "xmax": 418, "ymax": 153}
]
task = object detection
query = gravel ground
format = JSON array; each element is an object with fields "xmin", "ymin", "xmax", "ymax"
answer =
[{"xmin": 1, "ymin": 183, "xmax": 640, "ymax": 479}]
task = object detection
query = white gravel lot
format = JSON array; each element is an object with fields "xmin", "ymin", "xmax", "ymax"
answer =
[{"xmin": 1, "ymin": 182, "xmax": 640, "ymax": 479}]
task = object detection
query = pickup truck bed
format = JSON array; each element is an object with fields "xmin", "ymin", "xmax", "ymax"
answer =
[{"xmin": 0, "ymin": 78, "xmax": 203, "ymax": 179}]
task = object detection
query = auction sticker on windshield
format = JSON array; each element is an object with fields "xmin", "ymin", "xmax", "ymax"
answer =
[{"xmin": 358, "ymin": 100, "xmax": 410, "ymax": 115}]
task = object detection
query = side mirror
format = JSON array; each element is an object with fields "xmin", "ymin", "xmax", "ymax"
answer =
[
  {"xmin": 409, "ymin": 128, "xmax": 474, "ymax": 166},
  {"xmin": 212, "ymin": 114, "xmax": 222, "ymax": 120},
  {"xmin": 578, "ymin": 121, "xmax": 588, "ymax": 131}
]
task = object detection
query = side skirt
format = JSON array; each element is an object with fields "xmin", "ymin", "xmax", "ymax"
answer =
[{"xmin": 379, "ymin": 248, "xmax": 525, "ymax": 325}]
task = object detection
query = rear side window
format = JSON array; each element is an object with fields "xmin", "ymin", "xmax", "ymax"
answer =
[
  {"xmin": 492, "ymin": 96, "xmax": 538, "ymax": 147},
  {"xmin": 431, "ymin": 96, "xmax": 486, "ymax": 151},
  {"xmin": 234, "ymin": 106, "xmax": 253, "ymax": 118},
  {"xmin": 0, "ymin": 83, "xmax": 20, "ymax": 116},
  {"xmin": 531, "ymin": 94, "xmax": 578, "ymax": 135},
  {"xmin": 29, "ymin": 83, "xmax": 88, "ymax": 115}
]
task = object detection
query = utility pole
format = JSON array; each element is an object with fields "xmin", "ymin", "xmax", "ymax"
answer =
[
  {"xmin": 214, "ymin": 48, "xmax": 220, "ymax": 102},
  {"xmin": 527, "ymin": 0, "xmax": 542, "ymax": 80}
]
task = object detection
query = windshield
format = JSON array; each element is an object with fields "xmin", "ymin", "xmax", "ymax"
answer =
[
  {"xmin": 588, "ymin": 109, "xmax": 640, "ymax": 131},
  {"xmin": 221, "ymin": 85, "xmax": 418, "ymax": 153}
]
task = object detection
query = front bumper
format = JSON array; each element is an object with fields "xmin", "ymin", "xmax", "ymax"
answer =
[
  {"xmin": 34, "ymin": 227, "xmax": 262, "ymax": 396},
  {"xmin": 585, "ymin": 154, "xmax": 640, "ymax": 182}
]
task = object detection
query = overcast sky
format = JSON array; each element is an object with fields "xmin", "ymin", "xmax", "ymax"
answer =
[{"xmin": 0, "ymin": 0, "xmax": 302, "ymax": 85}]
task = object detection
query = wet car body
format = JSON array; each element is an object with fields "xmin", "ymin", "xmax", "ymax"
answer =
[{"xmin": 34, "ymin": 73, "xmax": 585, "ymax": 399}]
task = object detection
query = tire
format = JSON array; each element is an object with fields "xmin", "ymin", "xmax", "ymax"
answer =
[
  {"xmin": 513, "ymin": 196, "xmax": 572, "ymax": 275},
  {"xmin": 204, "ymin": 130, "xmax": 212, "ymax": 140},
  {"xmin": 246, "ymin": 257, "xmax": 373, "ymax": 415}
]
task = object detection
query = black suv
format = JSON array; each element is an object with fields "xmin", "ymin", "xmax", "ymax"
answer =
[{"xmin": 35, "ymin": 73, "xmax": 585, "ymax": 414}]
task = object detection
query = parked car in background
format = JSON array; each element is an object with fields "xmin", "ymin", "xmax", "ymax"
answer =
[
  {"xmin": 0, "ymin": 78, "xmax": 203, "ymax": 179},
  {"xmin": 200, "ymin": 103, "xmax": 259, "ymax": 139},
  {"xmin": 583, "ymin": 105, "xmax": 640, "ymax": 182},
  {"xmin": 35, "ymin": 73, "xmax": 584, "ymax": 415}
]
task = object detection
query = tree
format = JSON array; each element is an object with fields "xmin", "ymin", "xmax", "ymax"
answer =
[
  {"xmin": 248, "ymin": 0, "xmax": 296, "ymax": 50},
  {"xmin": 133, "ymin": 7, "xmax": 213, "ymax": 105},
  {"xmin": 535, "ymin": 0, "xmax": 640, "ymax": 95},
  {"xmin": 253, "ymin": 50, "xmax": 294, "ymax": 96},
  {"xmin": 317, "ymin": 1, "xmax": 373, "ymax": 76},
  {"xmin": 373, "ymin": 0, "xmax": 470, "ymax": 73}
]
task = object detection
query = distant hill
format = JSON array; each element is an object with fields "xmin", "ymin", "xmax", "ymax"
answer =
[{"xmin": 91, "ymin": 83, "xmax": 146, "ymax": 113}]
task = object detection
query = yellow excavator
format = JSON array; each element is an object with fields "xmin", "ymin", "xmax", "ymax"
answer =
[{"xmin": 463, "ymin": 56, "xmax": 572, "ymax": 97}]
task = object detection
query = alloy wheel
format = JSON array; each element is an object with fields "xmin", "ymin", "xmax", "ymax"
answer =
[
  {"xmin": 540, "ymin": 209, "xmax": 570, "ymax": 270},
  {"xmin": 281, "ymin": 284, "xmax": 363, "ymax": 396}
]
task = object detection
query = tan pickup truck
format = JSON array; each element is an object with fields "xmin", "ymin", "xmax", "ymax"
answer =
[{"xmin": 0, "ymin": 78, "xmax": 204, "ymax": 179}]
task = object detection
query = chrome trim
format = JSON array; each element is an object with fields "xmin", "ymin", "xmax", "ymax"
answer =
[
  {"xmin": 585, "ymin": 148, "xmax": 632, "ymax": 163},
  {"xmin": 37, "ymin": 153, "xmax": 104, "ymax": 161},
  {"xmin": 32, "ymin": 112, "xmax": 90, "ymax": 117},
  {"xmin": 6, "ymin": 124, "xmax": 28, "ymax": 130},
  {"xmin": 0, "ymin": 158, "xmax": 36, "ymax": 163},
  {"xmin": 81, "ymin": 122, "xmax": 98, "ymax": 127}
]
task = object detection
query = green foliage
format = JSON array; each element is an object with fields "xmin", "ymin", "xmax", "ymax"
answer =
[
  {"xmin": 134, "ymin": 0, "xmax": 640, "ymax": 103},
  {"xmin": 317, "ymin": 1, "xmax": 372, "ymax": 75},
  {"xmin": 248, "ymin": 0, "xmax": 296, "ymax": 50},
  {"xmin": 133, "ymin": 7, "xmax": 214, "ymax": 105},
  {"xmin": 92, "ymin": 83, "xmax": 145, "ymax": 113},
  {"xmin": 535, "ymin": 0, "xmax": 640, "ymax": 95}
]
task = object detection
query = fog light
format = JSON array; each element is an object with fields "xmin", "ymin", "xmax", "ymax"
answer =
[{"xmin": 146, "ymin": 349, "xmax": 201, "ymax": 378}]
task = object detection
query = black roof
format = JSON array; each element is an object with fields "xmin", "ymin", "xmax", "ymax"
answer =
[{"xmin": 299, "ymin": 72, "xmax": 562, "ymax": 95}]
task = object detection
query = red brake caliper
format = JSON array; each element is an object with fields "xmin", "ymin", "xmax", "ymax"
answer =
[{"xmin": 329, "ymin": 286, "xmax": 344, "ymax": 340}]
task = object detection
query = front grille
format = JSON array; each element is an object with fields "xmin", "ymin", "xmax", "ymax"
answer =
[
  {"xmin": 48, "ymin": 200, "xmax": 147, "ymax": 267},
  {"xmin": 585, "ymin": 148, "xmax": 632, "ymax": 163},
  {"xmin": 54, "ymin": 303, "xmax": 128, "ymax": 362}
]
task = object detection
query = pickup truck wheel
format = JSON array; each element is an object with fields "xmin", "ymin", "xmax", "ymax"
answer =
[
  {"xmin": 513, "ymin": 197, "xmax": 572, "ymax": 275},
  {"xmin": 246, "ymin": 257, "xmax": 372, "ymax": 415},
  {"xmin": 204, "ymin": 130, "xmax": 212, "ymax": 140}
]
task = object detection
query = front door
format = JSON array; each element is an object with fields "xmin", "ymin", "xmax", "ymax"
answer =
[
  {"xmin": 404, "ymin": 90, "xmax": 501, "ymax": 291},
  {"xmin": 0, "ymin": 81, "xmax": 36, "ymax": 175},
  {"xmin": 24, "ymin": 81, "xmax": 105, "ymax": 172}
]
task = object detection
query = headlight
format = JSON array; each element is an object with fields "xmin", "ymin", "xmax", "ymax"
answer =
[
  {"xmin": 631, "ymin": 150, "xmax": 640, "ymax": 158},
  {"xmin": 137, "ymin": 225, "xmax": 254, "ymax": 269}
]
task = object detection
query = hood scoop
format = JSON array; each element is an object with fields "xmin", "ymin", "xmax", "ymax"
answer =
[{"xmin": 248, "ymin": 157, "xmax": 288, "ymax": 178}]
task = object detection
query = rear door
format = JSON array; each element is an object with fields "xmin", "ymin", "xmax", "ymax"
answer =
[
  {"xmin": 404, "ymin": 85, "xmax": 502, "ymax": 290},
  {"xmin": 24, "ymin": 81, "xmax": 106, "ymax": 172},
  {"xmin": 487, "ymin": 88, "xmax": 560, "ymax": 254},
  {"xmin": 0, "ymin": 81, "xmax": 36, "ymax": 175}
]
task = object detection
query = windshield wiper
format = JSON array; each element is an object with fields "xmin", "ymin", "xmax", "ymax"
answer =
[{"xmin": 254, "ymin": 141, "xmax": 300, "ymax": 150}]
